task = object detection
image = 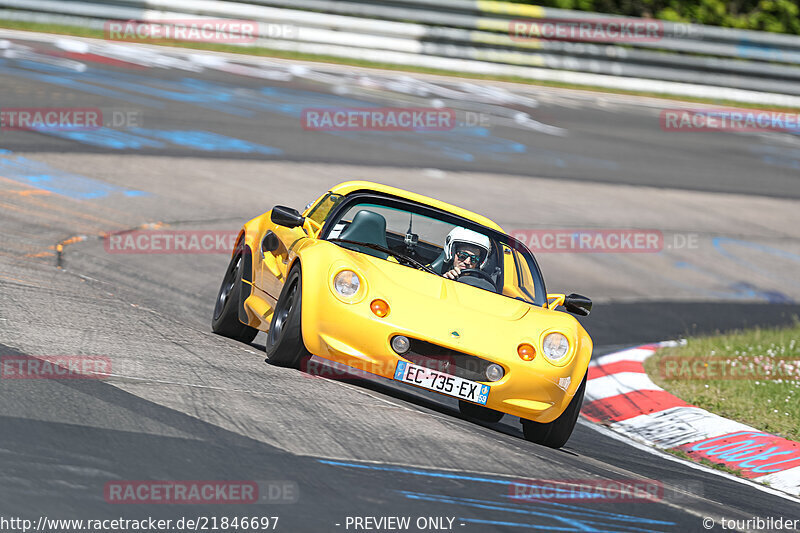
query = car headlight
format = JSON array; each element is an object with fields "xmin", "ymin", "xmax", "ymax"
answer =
[
  {"xmin": 333, "ymin": 270, "xmax": 360, "ymax": 297},
  {"xmin": 542, "ymin": 332, "xmax": 570, "ymax": 362},
  {"xmin": 485, "ymin": 363, "xmax": 504, "ymax": 382},
  {"xmin": 391, "ymin": 335, "xmax": 410, "ymax": 354}
]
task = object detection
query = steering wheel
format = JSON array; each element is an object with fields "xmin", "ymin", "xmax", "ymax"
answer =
[{"xmin": 458, "ymin": 268, "xmax": 495, "ymax": 284}]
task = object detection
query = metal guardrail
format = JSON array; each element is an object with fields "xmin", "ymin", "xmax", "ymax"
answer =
[
  {"xmin": 2, "ymin": 0, "xmax": 800, "ymax": 101},
  {"xmin": 385, "ymin": 0, "xmax": 800, "ymax": 49},
  {"xmin": 223, "ymin": 0, "xmax": 800, "ymax": 57}
]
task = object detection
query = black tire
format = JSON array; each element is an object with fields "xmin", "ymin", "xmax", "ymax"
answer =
[
  {"xmin": 265, "ymin": 265, "xmax": 310, "ymax": 368},
  {"xmin": 521, "ymin": 373, "xmax": 587, "ymax": 449},
  {"xmin": 458, "ymin": 400, "xmax": 504, "ymax": 424},
  {"xmin": 212, "ymin": 247, "xmax": 258, "ymax": 343}
]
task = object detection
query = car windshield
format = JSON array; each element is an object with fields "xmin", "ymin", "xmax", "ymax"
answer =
[{"xmin": 321, "ymin": 195, "xmax": 546, "ymax": 306}]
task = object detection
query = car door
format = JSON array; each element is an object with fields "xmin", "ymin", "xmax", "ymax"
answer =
[{"xmin": 255, "ymin": 192, "xmax": 343, "ymax": 303}]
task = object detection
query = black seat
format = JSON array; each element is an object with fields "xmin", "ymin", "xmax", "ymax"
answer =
[
  {"xmin": 337, "ymin": 210, "xmax": 389, "ymax": 259},
  {"xmin": 430, "ymin": 250, "xmax": 446, "ymax": 274}
]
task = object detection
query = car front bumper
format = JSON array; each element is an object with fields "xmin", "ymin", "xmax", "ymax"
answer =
[{"xmin": 300, "ymin": 260, "xmax": 592, "ymax": 423}]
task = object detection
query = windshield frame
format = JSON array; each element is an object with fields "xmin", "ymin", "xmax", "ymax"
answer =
[{"xmin": 319, "ymin": 191, "xmax": 547, "ymax": 307}]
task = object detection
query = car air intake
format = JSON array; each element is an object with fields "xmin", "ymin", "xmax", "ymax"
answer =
[{"xmin": 400, "ymin": 339, "xmax": 495, "ymax": 382}]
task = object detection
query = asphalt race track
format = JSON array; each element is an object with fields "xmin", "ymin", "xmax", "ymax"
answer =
[{"xmin": 1, "ymin": 30, "xmax": 800, "ymax": 532}]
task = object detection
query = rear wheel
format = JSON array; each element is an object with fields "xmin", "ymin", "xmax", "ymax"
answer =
[
  {"xmin": 458, "ymin": 400, "xmax": 504, "ymax": 424},
  {"xmin": 265, "ymin": 265, "xmax": 310, "ymax": 368},
  {"xmin": 521, "ymin": 373, "xmax": 586, "ymax": 449},
  {"xmin": 212, "ymin": 247, "xmax": 258, "ymax": 343}
]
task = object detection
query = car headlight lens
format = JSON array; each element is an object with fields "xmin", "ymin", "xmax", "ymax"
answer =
[
  {"xmin": 485, "ymin": 363, "xmax": 504, "ymax": 382},
  {"xmin": 542, "ymin": 332, "xmax": 569, "ymax": 362},
  {"xmin": 333, "ymin": 270, "xmax": 360, "ymax": 297},
  {"xmin": 391, "ymin": 335, "xmax": 410, "ymax": 354}
]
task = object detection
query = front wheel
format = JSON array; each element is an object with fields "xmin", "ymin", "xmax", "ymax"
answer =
[
  {"xmin": 521, "ymin": 373, "xmax": 586, "ymax": 449},
  {"xmin": 212, "ymin": 247, "xmax": 258, "ymax": 343},
  {"xmin": 264, "ymin": 265, "xmax": 310, "ymax": 368}
]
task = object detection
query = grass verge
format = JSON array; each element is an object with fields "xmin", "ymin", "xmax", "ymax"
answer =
[
  {"xmin": 2, "ymin": 18, "xmax": 800, "ymax": 112},
  {"xmin": 645, "ymin": 321, "xmax": 800, "ymax": 441}
]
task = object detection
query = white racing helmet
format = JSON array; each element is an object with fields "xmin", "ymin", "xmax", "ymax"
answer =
[{"xmin": 444, "ymin": 227, "xmax": 491, "ymax": 268}]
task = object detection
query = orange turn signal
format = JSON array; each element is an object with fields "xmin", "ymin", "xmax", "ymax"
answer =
[
  {"xmin": 370, "ymin": 299, "xmax": 390, "ymax": 318},
  {"xmin": 518, "ymin": 343, "xmax": 536, "ymax": 361}
]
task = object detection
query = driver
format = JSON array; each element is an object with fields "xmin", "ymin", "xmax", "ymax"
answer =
[{"xmin": 442, "ymin": 227, "xmax": 491, "ymax": 280}]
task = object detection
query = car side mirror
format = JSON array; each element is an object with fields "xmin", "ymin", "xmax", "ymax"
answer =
[
  {"xmin": 271, "ymin": 205, "xmax": 305, "ymax": 228},
  {"xmin": 564, "ymin": 293, "xmax": 592, "ymax": 316}
]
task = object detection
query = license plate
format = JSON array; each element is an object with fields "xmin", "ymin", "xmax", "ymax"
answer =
[{"xmin": 393, "ymin": 361, "xmax": 490, "ymax": 405}]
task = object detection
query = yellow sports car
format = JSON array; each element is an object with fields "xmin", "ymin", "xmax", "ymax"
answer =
[{"xmin": 212, "ymin": 181, "xmax": 593, "ymax": 448}]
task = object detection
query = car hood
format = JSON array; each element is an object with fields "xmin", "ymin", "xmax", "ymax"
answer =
[{"xmin": 344, "ymin": 247, "xmax": 532, "ymax": 321}]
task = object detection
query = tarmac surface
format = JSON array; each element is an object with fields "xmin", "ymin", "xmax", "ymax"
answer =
[{"xmin": 1, "ymin": 30, "xmax": 799, "ymax": 532}]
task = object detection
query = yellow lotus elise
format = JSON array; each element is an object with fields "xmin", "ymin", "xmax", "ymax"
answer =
[{"xmin": 212, "ymin": 181, "xmax": 593, "ymax": 448}]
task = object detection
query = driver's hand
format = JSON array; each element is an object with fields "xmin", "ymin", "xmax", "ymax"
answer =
[{"xmin": 443, "ymin": 267, "xmax": 462, "ymax": 280}]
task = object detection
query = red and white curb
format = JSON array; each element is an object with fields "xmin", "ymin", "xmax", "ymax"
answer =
[{"xmin": 583, "ymin": 342, "xmax": 800, "ymax": 496}]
